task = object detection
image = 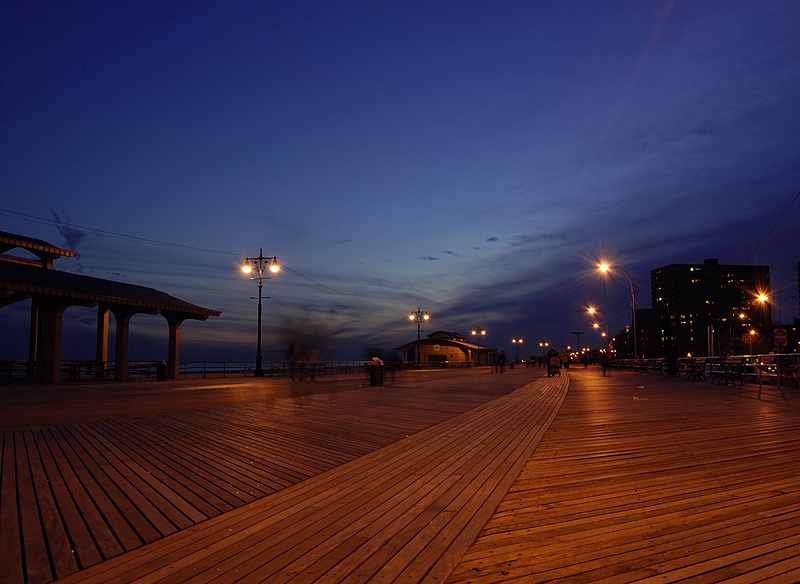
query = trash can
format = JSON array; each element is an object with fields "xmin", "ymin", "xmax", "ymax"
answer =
[
  {"xmin": 369, "ymin": 362, "xmax": 384, "ymax": 387},
  {"xmin": 157, "ymin": 360, "xmax": 168, "ymax": 381}
]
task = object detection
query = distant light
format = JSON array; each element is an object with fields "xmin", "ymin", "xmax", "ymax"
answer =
[{"xmin": 599, "ymin": 263, "xmax": 610, "ymax": 272}]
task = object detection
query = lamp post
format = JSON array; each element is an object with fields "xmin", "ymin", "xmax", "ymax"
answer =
[
  {"xmin": 539, "ymin": 342, "xmax": 548, "ymax": 357},
  {"xmin": 588, "ymin": 307, "xmax": 610, "ymax": 349},
  {"xmin": 748, "ymin": 329, "xmax": 756, "ymax": 354},
  {"xmin": 511, "ymin": 336, "xmax": 523, "ymax": 363},
  {"xmin": 409, "ymin": 308, "xmax": 429, "ymax": 368},
  {"xmin": 242, "ymin": 249, "xmax": 279, "ymax": 377},
  {"xmin": 472, "ymin": 328, "xmax": 486, "ymax": 366},
  {"xmin": 599, "ymin": 263, "xmax": 638, "ymax": 359}
]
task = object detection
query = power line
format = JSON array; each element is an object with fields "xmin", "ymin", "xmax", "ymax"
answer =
[
  {"xmin": 0, "ymin": 208, "xmax": 239, "ymax": 256},
  {"xmin": 0, "ymin": 206, "xmax": 396, "ymax": 312},
  {"xmin": 742, "ymin": 189, "xmax": 799, "ymax": 264}
]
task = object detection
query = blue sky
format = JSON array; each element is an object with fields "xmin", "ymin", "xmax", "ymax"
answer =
[{"xmin": 2, "ymin": 1, "xmax": 799, "ymax": 362}]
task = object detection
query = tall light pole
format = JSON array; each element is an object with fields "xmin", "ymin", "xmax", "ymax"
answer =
[
  {"xmin": 472, "ymin": 328, "xmax": 486, "ymax": 365},
  {"xmin": 242, "ymin": 249, "xmax": 279, "ymax": 377},
  {"xmin": 539, "ymin": 342, "xmax": 548, "ymax": 357},
  {"xmin": 409, "ymin": 308, "xmax": 429, "ymax": 368},
  {"xmin": 511, "ymin": 336, "xmax": 523, "ymax": 362},
  {"xmin": 599, "ymin": 263, "xmax": 638, "ymax": 359},
  {"xmin": 571, "ymin": 331, "xmax": 584, "ymax": 352}
]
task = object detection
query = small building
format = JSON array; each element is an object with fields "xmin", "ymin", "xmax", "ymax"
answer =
[{"xmin": 393, "ymin": 330, "xmax": 496, "ymax": 367}]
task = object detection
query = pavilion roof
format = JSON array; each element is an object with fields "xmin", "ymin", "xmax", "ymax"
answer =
[{"xmin": 0, "ymin": 261, "xmax": 220, "ymax": 317}]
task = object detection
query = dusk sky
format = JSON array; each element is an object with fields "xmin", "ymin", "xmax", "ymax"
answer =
[{"xmin": 2, "ymin": 1, "xmax": 799, "ymax": 362}]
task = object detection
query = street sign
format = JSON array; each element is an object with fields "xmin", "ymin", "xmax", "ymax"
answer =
[{"xmin": 774, "ymin": 328, "xmax": 787, "ymax": 346}]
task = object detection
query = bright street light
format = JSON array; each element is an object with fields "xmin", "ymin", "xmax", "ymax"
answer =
[
  {"xmin": 598, "ymin": 263, "xmax": 638, "ymax": 359},
  {"xmin": 472, "ymin": 328, "xmax": 486, "ymax": 365},
  {"xmin": 242, "ymin": 249, "xmax": 279, "ymax": 377},
  {"xmin": 511, "ymin": 336, "xmax": 523, "ymax": 362},
  {"xmin": 409, "ymin": 308, "xmax": 430, "ymax": 369}
]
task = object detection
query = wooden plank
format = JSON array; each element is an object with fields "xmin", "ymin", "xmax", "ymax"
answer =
[
  {"xmin": 38, "ymin": 427, "xmax": 126, "ymax": 560},
  {"xmin": 15, "ymin": 430, "xmax": 51, "ymax": 584},
  {"xmin": 0, "ymin": 434, "xmax": 25, "ymax": 584},
  {"xmin": 72, "ymin": 424, "xmax": 203, "ymax": 528},
  {"xmin": 23, "ymin": 430, "xmax": 78, "ymax": 581},
  {"xmin": 31, "ymin": 429, "xmax": 105, "ymax": 571}
]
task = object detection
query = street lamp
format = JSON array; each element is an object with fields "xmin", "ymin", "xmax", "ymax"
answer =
[
  {"xmin": 409, "ymin": 308, "xmax": 430, "ymax": 368},
  {"xmin": 472, "ymin": 328, "xmax": 486, "ymax": 365},
  {"xmin": 588, "ymin": 306, "xmax": 610, "ymax": 349},
  {"xmin": 599, "ymin": 263, "xmax": 638, "ymax": 359},
  {"xmin": 748, "ymin": 329, "xmax": 756, "ymax": 354},
  {"xmin": 242, "ymin": 249, "xmax": 279, "ymax": 377},
  {"xmin": 539, "ymin": 341, "xmax": 548, "ymax": 357},
  {"xmin": 511, "ymin": 336, "xmax": 523, "ymax": 362}
]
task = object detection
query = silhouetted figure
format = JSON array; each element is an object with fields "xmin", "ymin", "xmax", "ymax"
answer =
[
  {"xmin": 666, "ymin": 342, "xmax": 679, "ymax": 377},
  {"xmin": 287, "ymin": 343, "xmax": 296, "ymax": 380},
  {"xmin": 309, "ymin": 344, "xmax": 320, "ymax": 381},
  {"xmin": 294, "ymin": 343, "xmax": 308, "ymax": 381},
  {"xmin": 547, "ymin": 348, "xmax": 561, "ymax": 377},
  {"xmin": 498, "ymin": 351, "xmax": 506, "ymax": 373}
]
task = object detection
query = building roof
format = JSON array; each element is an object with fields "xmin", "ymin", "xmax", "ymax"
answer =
[
  {"xmin": 393, "ymin": 330, "xmax": 496, "ymax": 353},
  {"xmin": 0, "ymin": 261, "xmax": 220, "ymax": 317},
  {"xmin": 0, "ymin": 230, "xmax": 77, "ymax": 267}
]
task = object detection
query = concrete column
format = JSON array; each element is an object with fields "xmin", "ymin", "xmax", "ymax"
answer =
[
  {"xmin": 95, "ymin": 305, "xmax": 109, "ymax": 378},
  {"xmin": 28, "ymin": 296, "xmax": 40, "ymax": 366},
  {"xmin": 164, "ymin": 313, "xmax": 186, "ymax": 379},
  {"xmin": 37, "ymin": 298, "xmax": 67, "ymax": 384},
  {"xmin": 111, "ymin": 307, "xmax": 134, "ymax": 381}
]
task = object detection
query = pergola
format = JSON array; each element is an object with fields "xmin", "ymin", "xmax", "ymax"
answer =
[{"xmin": 0, "ymin": 232, "xmax": 221, "ymax": 383}]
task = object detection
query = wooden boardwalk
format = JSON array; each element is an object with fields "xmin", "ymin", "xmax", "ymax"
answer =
[
  {"xmin": 448, "ymin": 368, "xmax": 800, "ymax": 583},
  {"xmin": 4, "ymin": 366, "xmax": 800, "ymax": 583},
  {"xmin": 0, "ymin": 367, "xmax": 562, "ymax": 584}
]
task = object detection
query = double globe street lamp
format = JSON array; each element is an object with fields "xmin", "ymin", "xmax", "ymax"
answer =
[
  {"xmin": 409, "ymin": 308, "xmax": 430, "ymax": 368},
  {"xmin": 242, "ymin": 249, "xmax": 279, "ymax": 377},
  {"xmin": 511, "ymin": 336, "xmax": 523, "ymax": 363},
  {"xmin": 472, "ymin": 328, "xmax": 487, "ymax": 366}
]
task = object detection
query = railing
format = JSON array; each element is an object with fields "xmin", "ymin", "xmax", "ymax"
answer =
[
  {"xmin": 1, "ymin": 358, "xmax": 498, "ymax": 384},
  {"xmin": 178, "ymin": 361, "xmax": 377, "ymax": 378},
  {"xmin": 609, "ymin": 354, "xmax": 800, "ymax": 388}
]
